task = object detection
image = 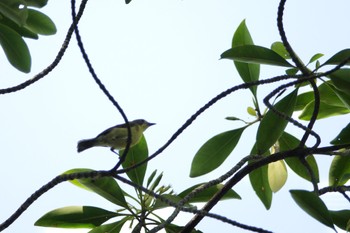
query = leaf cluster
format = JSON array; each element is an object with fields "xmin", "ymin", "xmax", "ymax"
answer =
[{"xmin": 0, "ymin": 0, "xmax": 56, "ymax": 72}]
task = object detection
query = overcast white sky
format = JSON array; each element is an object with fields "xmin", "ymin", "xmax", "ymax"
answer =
[{"xmin": 1, "ymin": 0, "xmax": 350, "ymax": 233}]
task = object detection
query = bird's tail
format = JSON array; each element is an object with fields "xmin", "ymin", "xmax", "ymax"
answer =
[{"xmin": 77, "ymin": 139, "xmax": 96, "ymax": 153}]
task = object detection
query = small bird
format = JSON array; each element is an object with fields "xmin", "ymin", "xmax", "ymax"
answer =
[{"xmin": 77, "ymin": 119, "xmax": 155, "ymax": 153}]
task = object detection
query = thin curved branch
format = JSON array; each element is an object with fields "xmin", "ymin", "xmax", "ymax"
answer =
[
  {"xmin": 277, "ymin": 0, "xmax": 309, "ymax": 75},
  {"xmin": 70, "ymin": 0, "xmax": 132, "ymax": 169}
]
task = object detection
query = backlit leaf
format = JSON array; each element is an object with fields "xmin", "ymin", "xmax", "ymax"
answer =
[
  {"xmin": 329, "ymin": 155, "xmax": 350, "ymax": 186},
  {"xmin": 330, "ymin": 123, "xmax": 350, "ymax": 145},
  {"xmin": 35, "ymin": 206, "xmax": 119, "ymax": 228},
  {"xmin": 268, "ymin": 160, "xmax": 287, "ymax": 193}
]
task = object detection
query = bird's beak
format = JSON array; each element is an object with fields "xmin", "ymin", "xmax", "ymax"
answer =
[{"xmin": 148, "ymin": 122, "xmax": 156, "ymax": 127}]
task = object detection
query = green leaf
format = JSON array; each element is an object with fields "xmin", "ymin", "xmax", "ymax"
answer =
[
  {"xmin": 329, "ymin": 209, "xmax": 350, "ymax": 231},
  {"xmin": 249, "ymin": 144, "xmax": 272, "ymax": 209},
  {"xmin": 329, "ymin": 155, "xmax": 350, "ymax": 186},
  {"xmin": 35, "ymin": 206, "xmax": 119, "ymax": 228},
  {"xmin": 25, "ymin": 0, "xmax": 48, "ymax": 8},
  {"xmin": 268, "ymin": 160, "xmax": 287, "ymax": 193},
  {"xmin": 190, "ymin": 127, "xmax": 246, "ymax": 177},
  {"xmin": 24, "ymin": 9, "xmax": 56, "ymax": 35},
  {"xmin": 1, "ymin": 15, "xmax": 38, "ymax": 38},
  {"xmin": 231, "ymin": 19, "xmax": 259, "ymax": 96},
  {"xmin": 290, "ymin": 190, "xmax": 335, "ymax": 230},
  {"xmin": 178, "ymin": 183, "xmax": 241, "ymax": 203},
  {"xmin": 297, "ymin": 82, "xmax": 350, "ymax": 120},
  {"xmin": 63, "ymin": 168, "xmax": 128, "ymax": 208},
  {"xmin": 0, "ymin": 2, "xmax": 28, "ymax": 26},
  {"xmin": 332, "ymin": 86, "xmax": 350, "ymax": 110},
  {"xmin": 221, "ymin": 45, "xmax": 294, "ymax": 67},
  {"xmin": 271, "ymin": 41, "xmax": 291, "ymax": 59},
  {"xmin": 153, "ymin": 194, "xmax": 186, "ymax": 210},
  {"xmin": 285, "ymin": 68, "xmax": 299, "ymax": 76},
  {"xmin": 149, "ymin": 172, "xmax": 163, "ymax": 192},
  {"xmin": 330, "ymin": 123, "xmax": 350, "ymax": 145},
  {"xmin": 299, "ymin": 101, "xmax": 350, "ymax": 120},
  {"xmin": 256, "ymin": 89, "xmax": 298, "ymax": 154},
  {"xmin": 308, "ymin": 53, "xmax": 324, "ymax": 64},
  {"xmin": 146, "ymin": 169, "xmax": 158, "ymax": 188},
  {"xmin": 0, "ymin": 23, "xmax": 31, "ymax": 72},
  {"xmin": 120, "ymin": 135, "xmax": 148, "ymax": 185},
  {"xmin": 88, "ymin": 219, "xmax": 128, "ymax": 233},
  {"xmin": 225, "ymin": 116, "xmax": 242, "ymax": 121},
  {"xmin": 328, "ymin": 69, "xmax": 350, "ymax": 93},
  {"xmin": 323, "ymin": 49, "xmax": 350, "ymax": 66},
  {"xmin": 279, "ymin": 132, "xmax": 319, "ymax": 182},
  {"xmin": 249, "ymin": 163, "xmax": 272, "ymax": 209}
]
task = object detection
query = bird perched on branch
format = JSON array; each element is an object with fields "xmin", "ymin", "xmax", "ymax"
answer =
[{"xmin": 77, "ymin": 119, "xmax": 155, "ymax": 153}]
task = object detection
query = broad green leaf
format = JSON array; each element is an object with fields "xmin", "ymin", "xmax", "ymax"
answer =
[
  {"xmin": 330, "ymin": 123, "xmax": 350, "ymax": 145},
  {"xmin": 332, "ymin": 86, "xmax": 350, "ymax": 110},
  {"xmin": 295, "ymin": 92, "xmax": 314, "ymax": 111},
  {"xmin": 256, "ymin": 89, "xmax": 298, "ymax": 154},
  {"xmin": 299, "ymin": 100, "xmax": 350, "ymax": 120},
  {"xmin": 308, "ymin": 53, "xmax": 324, "ymax": 64},
  {"xmin": 64, "ymin": 168, "xmax": 128, "ymax": 208},
  {"xmin": 329, "ymin": 210, "xmax": 350, "ymax": 231},
  {"xmin": 178, "ymin": 183, "xmax": 241, "ymax": 203},
  {"xmin": 271, "ymin": 41, "xmax": 291, "ymax": 59},
  {"xmin": 26, "ymin": 0, "xmax": 48, "ymax": 8},
  {"xmin": 221, "ymin": 45, "xmax": 294, "ymax": 67},
  {"xmin": 323, "ymin": 49, "xmax": 350, "ymax": 66},
  {"xmin": 329, "ymin": 155, "xmax": 350, "ymax": 186},
  {"xmin": 0, "ymin": 23, "xmax": 30, "ymax": 72},
  {"xmin": 190, "ymin": 127, "xmax": 246, "ymax": 177},
  {"xmin": 0, "ymin": 2, "xmax": 28, "ymax": 26},
  {"xmin": 35, "ymin": 206, "xmax": 119, "ymax": 228},
  {"xmin": 268, "ymin": 160, "xmax": 287, "ymax": 193},
  {"xmin": 88, "ymin": 219, "xmax": 128, "ymax": 233},
  {"xmin": 249, "ymin": 144, "xmax": 272, "ymax": 209},
  {"xmin": 297, "ymin": 82, "xmax": 350, "ymax": 120},
  {"xmin": 290, "ymin": 190, "xmax": 335, "ymax": 230},
  {"xmin": 231, "ymin": 20, "xmax": 259, "ymax": 96},
  {"xmin": 328, "ymin": 69, "xmax": 350, "ymax": 93},
  {"xmin": 279, "ymin": 132, "xmax": 319, "ymax": 182},
  {"xmin": 1, "ymin": 16, "xmax": 38, "ymax": 38},
  {"xmin": 24, "ymin": 9, "xmax": 56, "ymax": 35},
  {"xmin": 120, "ymin": 135, "xmax": 148, "ymax": 185}
]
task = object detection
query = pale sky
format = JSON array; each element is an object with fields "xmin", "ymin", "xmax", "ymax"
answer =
[{"xmin": 1, "ymin": 1, "xmax": 350, "ymax": 233}]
